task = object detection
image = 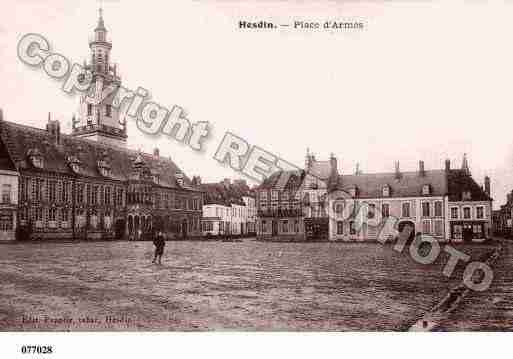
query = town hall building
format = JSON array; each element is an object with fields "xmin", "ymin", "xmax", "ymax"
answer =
[{"xmin": 0, "ymin": 9, "xmax": 203, "ymax": 241}]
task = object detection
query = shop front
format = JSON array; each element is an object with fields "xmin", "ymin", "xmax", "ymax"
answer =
[{"xmin": 450, "ymin": 221, "xmax": 486, "ymax": 242}]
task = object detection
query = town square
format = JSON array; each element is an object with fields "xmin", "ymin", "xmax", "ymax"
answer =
[{"xmin": 1, "ymin": 1, "xmax": 513, "ymax": 342}]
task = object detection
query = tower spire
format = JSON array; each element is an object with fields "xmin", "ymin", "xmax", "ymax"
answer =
[{"xmin": 96, "ymin": 6, "xmax": 106, "ymax": 31}]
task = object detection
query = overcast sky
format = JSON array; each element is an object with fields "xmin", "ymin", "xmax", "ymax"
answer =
[{"xmin": 2, "ymin": 0, "xmax": 513, "ymax": 208}]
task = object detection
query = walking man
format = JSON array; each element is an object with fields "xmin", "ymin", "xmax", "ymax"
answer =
[{"xmin": 152, "ymin": 231, "xmax": 166, "ymax": 264}]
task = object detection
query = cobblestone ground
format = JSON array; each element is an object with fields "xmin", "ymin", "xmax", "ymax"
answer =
[
  {"xmin": 0, "ymin": 239, "xmax": 498, "ymax": 331},
  {"xmin": 438, "ymin": 239, "xmax": 513, "ymax": 330}
]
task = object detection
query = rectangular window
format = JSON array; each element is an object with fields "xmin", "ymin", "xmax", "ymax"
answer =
[
  {"xmin": 451, "ymin": 207, "xmax": 459, "ymax": 219},
  {"xmin": 87, "ymin": 104, "xmax": 92, "ymax": 116},
  {"xmin": 105, "ymin": 186, "xmax": 112, "ymax": 206},
  {"xmin": 77, "ymin": 184, "xmax": 84, "ymax": 203},
  {"xmin": 35, "ymin": 207, "xmax": 43, "ymax": 221},
  {"xmin": 49, "ymin": 208, "xmax": 57, "ymax": 221},
  {"xmin": 62, "ymin": 181, "xmax": 69, "ymax": 203},
  {"xmin": 48, "ymin": 180, "xmax": 56, "ymax": 203},
  {"xmin": 271, "ymin": 190, "xmax": 278, "ymax": 201},
  {"xmin": 37, "ymin": 179, "xmax": 43, "ymax": 202},
  {"xmin": 422, "ymin": 202, "xmax": 430, "ymax": 217},
  {"xmin": 92, "ymin": 185, "xmax": 98, "ymax": 205},
  {"xmin": 116, "ymin": 188, "xmax": 123, "ymax": 206},
  {"xmin": 476, "ymin": 206, "xmax": 484, "ymax": 219},
  {"xmin": 1, "ymin": 184, "xmax": 11, "ymax": 204},
  {"xmin": 294, "ymin": 220, "xmax": 299, "ymax": 233},
  {"xmin": 402, "ymin": 202, "xmax": 411, "ymax": 218},
  {"xmin": 435, "ymin": 201, "xmax": 443, "ymax": 217},
  {"xmin": 337, "ymin": 221, "xmax": 344, "ymax": 235},
  {"xmin": 106, "ymin": 104, "xmax": 112, "ymax": 117},
  {"xmin": 368, "ymin": 203, "xmax": 375, "ymax": 219},
  {"xmin": 282, "ymin": 220, "xmax": 288, "ymax": 233},
  {"xmin": 20, "ymin": 178, "xmax": 26, "ymax": 202},
  {"xmin": 435, "ymin": 220, "xmax": 444, "ymax": 236},
  {"xmin": 61, "ymin": 208, "xmax": 69, "ymax": 222},
  {"xmin": 261, "ymin": 220, "xmax": 267, "ymax": 233},
  {"xmin": 382, "ymin": 203, "xmax": 390, "ymax": 218},
  {"xmin": 349, "ymin": 221, "xmax": 356, "ymax": 235},
  {"xmin": 463, "ymin": 207, "xmax": 471, "ymax": 219},
  {"xmin": 422, "ymin": 220, "xmax": 431, "ymax": 234},
  {"xmin": 85, "ymin": 184, "xmax": 91, "ymax": 204}
]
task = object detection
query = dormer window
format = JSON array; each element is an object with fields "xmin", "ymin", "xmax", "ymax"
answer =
[
  {"xmin": 98, "ymin": 160, "xmax": 111, "ymax": 177},
  {"xmin": 27, "ymin": 149, "xmax": 44, "ymax": 169},
  {"xmin": 67, "ymin": 155, "xmax": 81, "ymax": 174},
  {"xmin": 350, "ymin": 186, "xmax": 358, "ymax": 198},
  {"xmin": 382, "ymin": 185, "xmax": 390, "ymax": 197},
  {"xmin": 422, "ymin": 184, "xmax": 431, "ymax": 195},
  {"xmin": 462, "ymin": 191, "xmax": 472, "ymax": 201},
  {"xmin": 176, "ymin": 172, "xmax": 184, "ymax": 187}
]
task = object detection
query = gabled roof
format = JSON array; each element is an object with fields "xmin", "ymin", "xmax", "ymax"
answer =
[
  {"xmin": 0, "ymin": 120, "xmax": 199, "ymax": 191},
  {"xmin": 308, "ymin": 160, "xmax": 333, "ymax": 180},
  {"xmin": 447, "ymin": 169, "xmax": 492, "ymax": 201},
  {"xmin": 259, "ymin": 170, "xmax": 304, "ymax": 190}
]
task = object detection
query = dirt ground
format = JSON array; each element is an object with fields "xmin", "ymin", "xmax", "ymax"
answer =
[{"xmin": 0, "ymin": 239, "xmax": 500, "ymax": 331}]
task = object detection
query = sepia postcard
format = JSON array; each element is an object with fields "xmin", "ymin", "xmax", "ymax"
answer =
[{"xmin": 1, "ymin": 0, "xmax": 512, "ymax": 357}]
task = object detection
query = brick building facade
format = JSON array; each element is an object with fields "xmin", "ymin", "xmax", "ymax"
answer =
[{"xmin": 0, "ymin": 10, "xmax": 202, "ymax": 241}]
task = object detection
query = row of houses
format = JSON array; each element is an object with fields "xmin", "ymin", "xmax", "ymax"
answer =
[{"xmin": 255, "ymin": 150, "xmax": 493, "ymax": 243}]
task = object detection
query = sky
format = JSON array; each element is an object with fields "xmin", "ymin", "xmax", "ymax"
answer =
[{"xmin": 1, "ymin": 0, "xmax": 513, "ymax": 208}]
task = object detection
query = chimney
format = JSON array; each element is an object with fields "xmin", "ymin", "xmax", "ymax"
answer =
[
  {"xmin": 419, "ymin": 160, "xmax": 425, "ymax": 176},
  {"xmin": 175, "ymin": 171, "xmax": 184, "ymax": 187},
  {"xmin": 484, "ymin": 176, "xmax": 490, "ymax": 196},
  {"xmin": 445, "ymin": 159, "xmax": 451, "ymax": 172},
  {"xmin": 508, "ymin": 193, "xmax": 512, "ymax": 204},
  {"xmin": 330, "ymin": 153, "xmax": 338, "ymax": 175},
  {"xmin": 355, "ymin": 162, "xmax": 362, "ymax": 175},
  {"xmin": 153, "ymin": 147, "xmax": 160, "ymax": 158},
  {"xmin": 192, "ymin": 175, "xmax": 202, "ymax": 186},
  {"xmin": 0, "ymin": 108, "xmax": 3, "ymax": 122},
  {"xmin": 394, "ymin": 161, "xmax": 401, "ymax": 179},
  {"xmin": 46, "ymin": 113, "xmax": 61, "ymax": 145},
  {"xmin": 222, "ymin": 178, "xmax": 231, "ymax": 187}
]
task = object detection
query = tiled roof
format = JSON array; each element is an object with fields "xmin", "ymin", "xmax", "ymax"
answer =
[
  {"xmin": 259, "ymin": 170, "xmax": 304, "ymax": 190},
  {"xmin": 259, "ymin": 166, "xmax": 492, "ymax": 202},
  {"xmin": 336, "ymin": 170, "xmax": 448, "ymax": 198},
  {"xmin": 447, "ymin": 169, "xmax": 492, "ymax": 201},
  {"xmin": 0, "ymin": 119, "xmax": 199, "ymax": 191}
]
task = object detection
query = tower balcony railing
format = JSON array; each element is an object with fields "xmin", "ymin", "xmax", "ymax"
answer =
[
  {"xmin": 88, "ymin": 34, "xmax": 112, "ymax": 46},
  {"xmin": 74, "ymin": 123, "xmax": 126, "ymax": 136}
]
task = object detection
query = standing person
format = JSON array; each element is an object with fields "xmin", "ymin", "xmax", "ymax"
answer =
[{"xmin": 152, "ymin": 231, "xmax": 166, "ymax": 264}]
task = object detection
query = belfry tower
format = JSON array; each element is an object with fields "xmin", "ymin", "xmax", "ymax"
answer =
[{"xmin": 72, "ymin": 8, "xmax": 127, "ymax": 147}]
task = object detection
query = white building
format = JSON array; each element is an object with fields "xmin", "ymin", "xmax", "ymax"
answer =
[{"xmin": 200, "ymin": 179, "xmax": 256, "ymax": 237}]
